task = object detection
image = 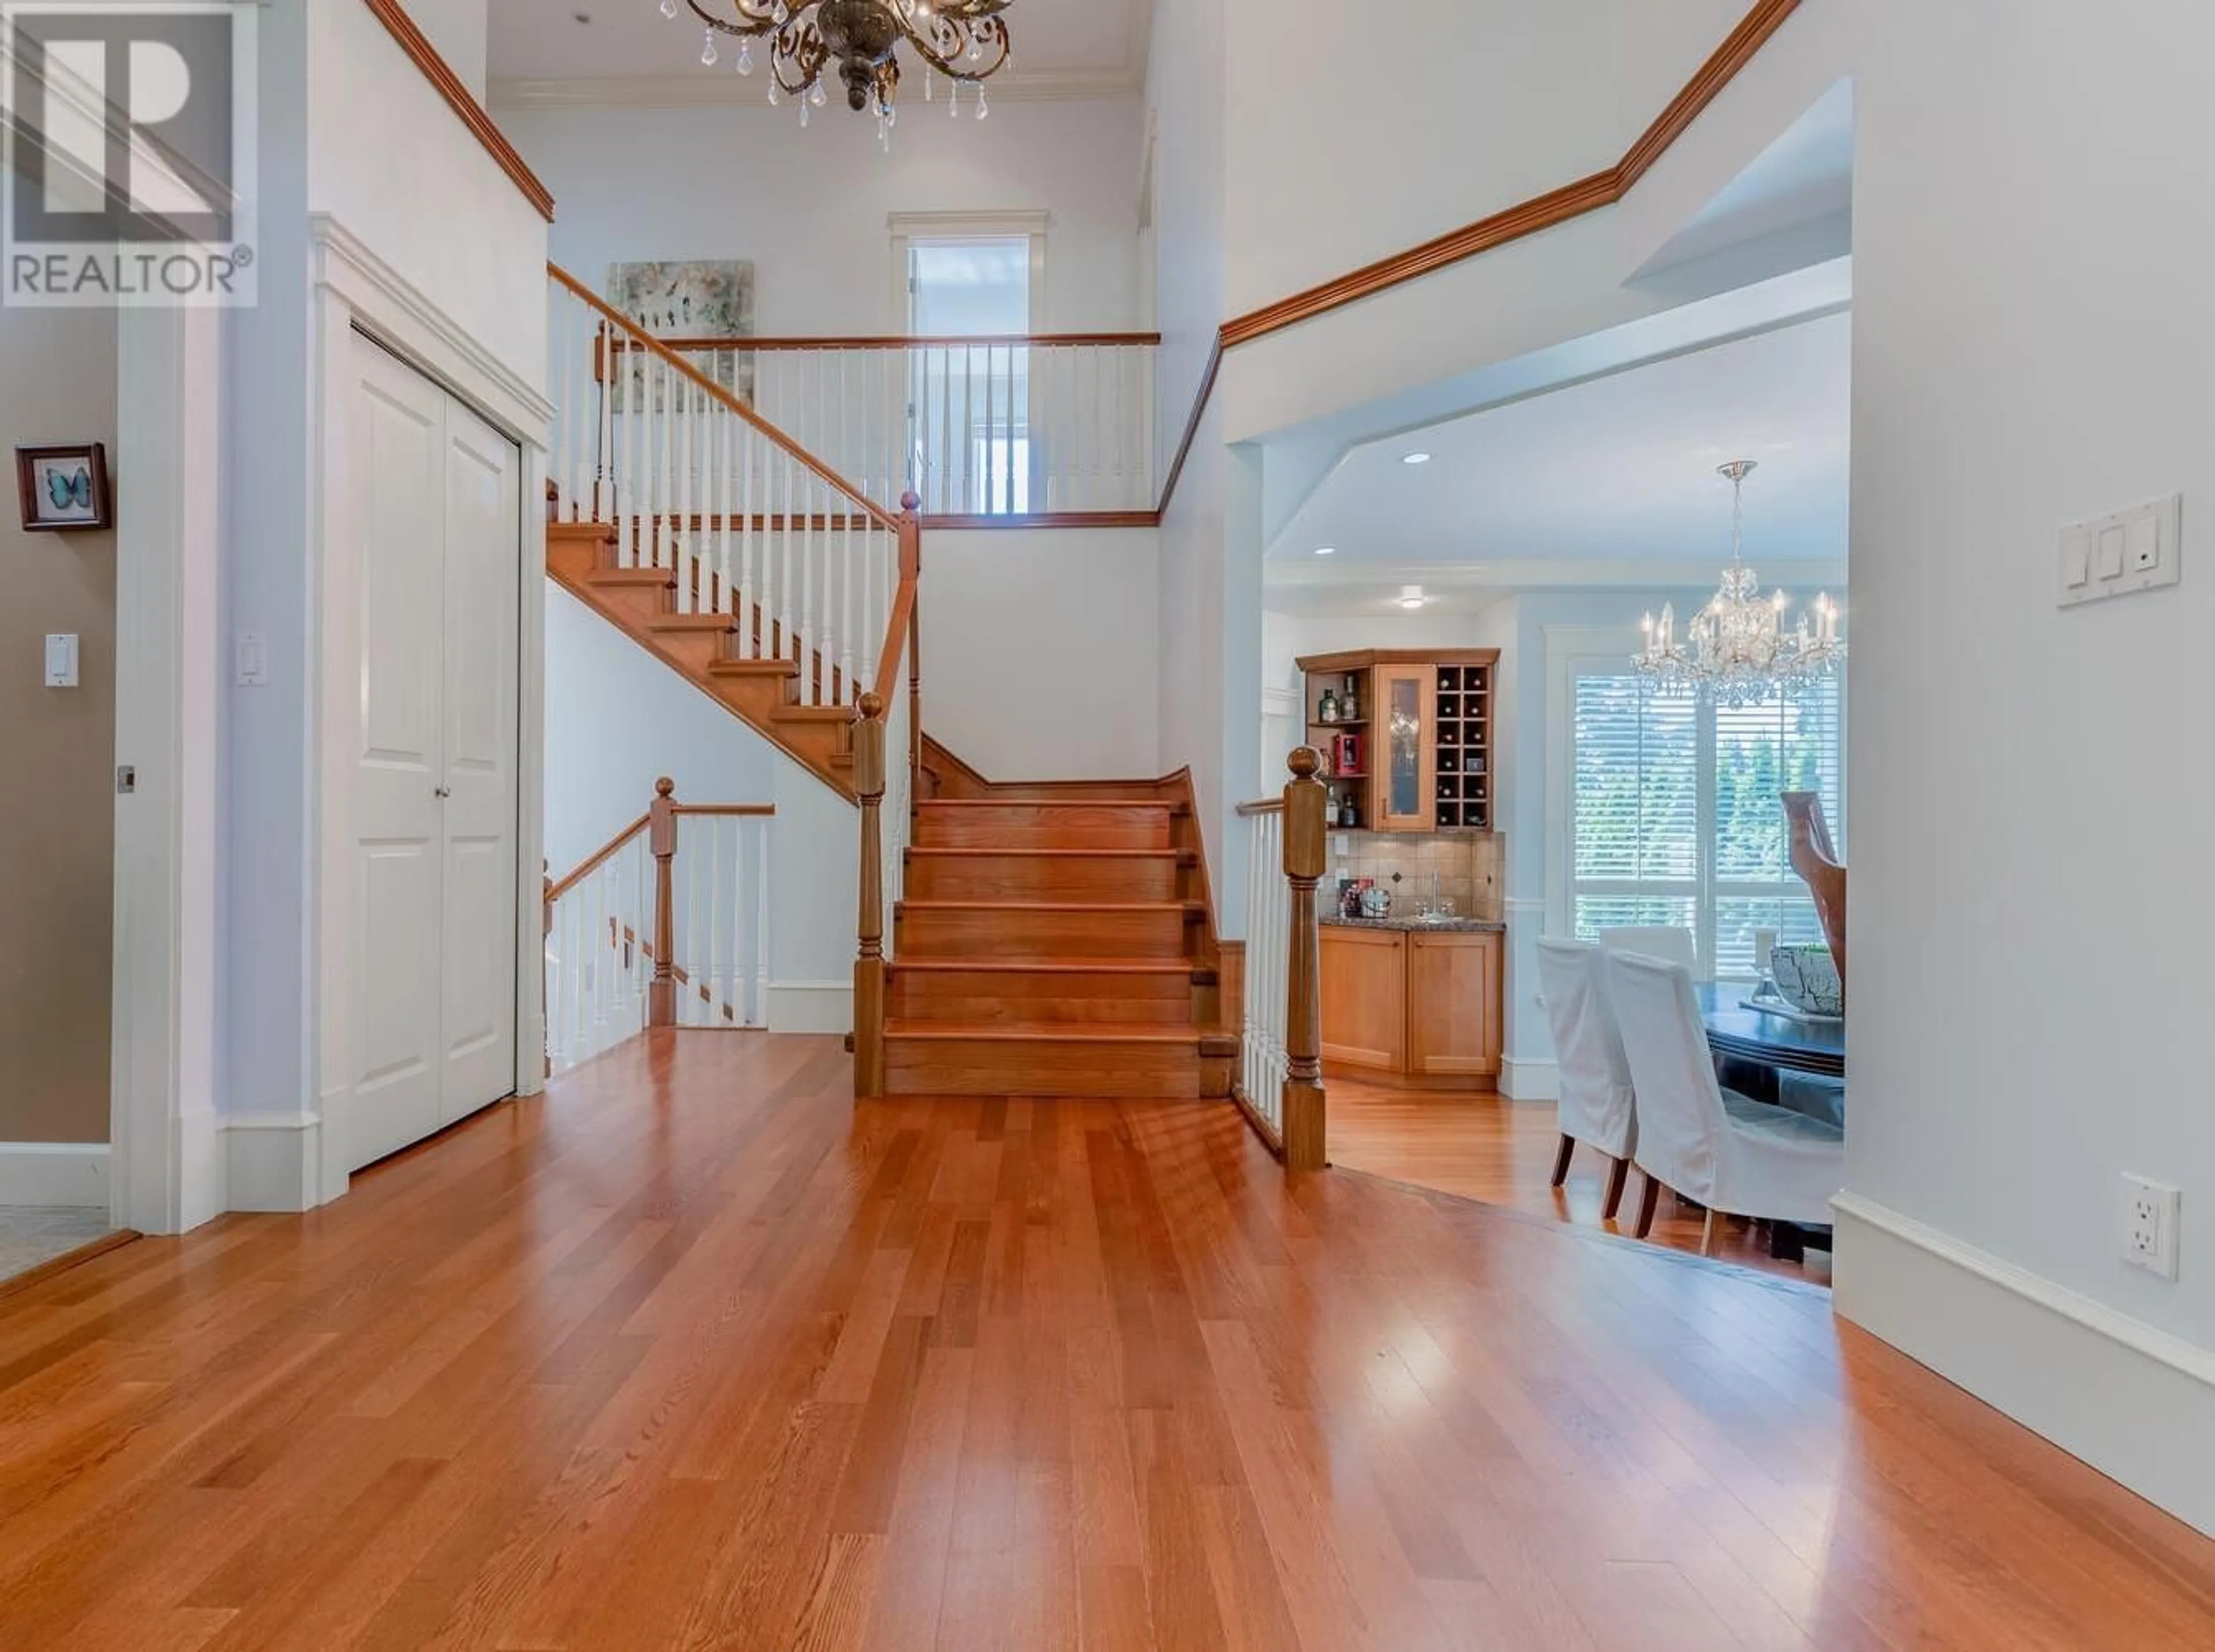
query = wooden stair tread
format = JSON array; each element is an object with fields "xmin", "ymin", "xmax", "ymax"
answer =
[
  {"xmin": 584, "ymin": 566, "xmax": 677, "ymax": 589},
  {"xmin": 707, "ymin": 656, "xmax": 801, "ymax": 677},
  {"xmin": 906, "ymin": 847, "xmax": 1180, "ymax": 861},
  {"xmin": 898, "ymin": 899, "xmax": 1192, "ymax": 914},
  {"xmin": 917, "ymin": 798, "xmax": 1182, "ymax": 812},
  {"xmin": 889, "ymin": 958, "xmax": 1194, "ymax": 976},
  {"xmin": 885, "ymin": 1022, "xmax": 1200, "ymax": 1044},
  {"xmin": 647, "ymin": 613, "xmax": 738, "ymax": 633},
  {"xmin": 774, "ymin": 704, "xmax": 858, "ymax": 723}
]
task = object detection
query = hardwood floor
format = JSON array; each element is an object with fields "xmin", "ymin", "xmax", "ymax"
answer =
[
  {"xmin": 1328, "ymin": 1076, "xmax": 1829, "ymax": 1282},
  {"xmin": 2, "ymin": 1031, "xmax": 2211, "ymax": 1649}
]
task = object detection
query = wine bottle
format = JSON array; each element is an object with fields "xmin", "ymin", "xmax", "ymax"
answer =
[
  {"xmin": 1340, "ymin": 674, "xmax": 1358, "ymax": 719},
  {"xmin": 1318, "ymin": 685, "xmax": 1338, "ymax": 723}
]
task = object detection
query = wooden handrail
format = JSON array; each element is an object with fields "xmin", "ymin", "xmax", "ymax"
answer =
[
  {"xmin": 361, "ymin": 0, "xmax": 554, "ymax": 222},
  {"xmin": 640, "ymin": 331, "xmax": 1163, "ymax": 352},
  {"xmin": 1234, "ymin": 798, "xmax": 1286, "ymax": 818},
  {"xmin": 546, "ymin": 812, "xmax": 650, "ymax": 904},
  {"xmin": 670, "ymin": 803, "xmax": 777, "ymax": 818},
  {"xmin": 547, "ymin": 262, "xmax": 900, "ymax": 534}
]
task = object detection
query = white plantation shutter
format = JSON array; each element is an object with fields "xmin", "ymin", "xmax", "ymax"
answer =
[{"xmin": 1570, "ymin": 670, "xmax": 1845, "ymax": 979}]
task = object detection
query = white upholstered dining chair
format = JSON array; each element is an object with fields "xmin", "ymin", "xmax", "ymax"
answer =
[
  {"xmin": 1604, "ymin": 949, "xmax": 1845, "ymax": 1256},
  {"xmin": 1534, "ymin": 937, "xmax": 1638, "ymax": 1219},
  {"xmin": 1598, "ymin": 924, "xmax": 1698, "ymax": 974}
]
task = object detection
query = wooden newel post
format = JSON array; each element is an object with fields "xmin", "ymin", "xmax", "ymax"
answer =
[
  {"xmin": 1281, "ymin": 746, "xmax": 1330, "ymax": 1171},
  {"xmin": 853, "ymin": 692, "xmax": 888, "ymax": 1097},
  {"xmin": 648, "ymin": 777, "xmax": 678, "ymax": 1027}
]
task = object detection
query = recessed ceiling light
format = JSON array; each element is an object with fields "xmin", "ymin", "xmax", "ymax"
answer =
[
  {"xmin": 1396, "ymin": 584, "xmax": 1430, "ymax": 609},
  {"xmin": 1402, "ymin": 451, "xmax": 1432, "ymax": 466},
  {"xmin": 1314, "ymin": 545, "xmax": 1336, "ymax": 556}
]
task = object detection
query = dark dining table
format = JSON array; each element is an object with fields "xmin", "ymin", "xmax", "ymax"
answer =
[{"xmin": 1695, "ymin": 983, "xmax": 1846, "ymax": 1079}]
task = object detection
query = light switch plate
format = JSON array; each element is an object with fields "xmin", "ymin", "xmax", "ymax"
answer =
[
  {"xmin": 44, "ymin": 633, "xmax": 78, "ymax": 687},
  {"xmin": 235, "ymin": 631, "xmax": 268, "ymax": 687},
  {"xmin": 2060, "ymin": 495, "xmax": 2183, "ymax": 609}
]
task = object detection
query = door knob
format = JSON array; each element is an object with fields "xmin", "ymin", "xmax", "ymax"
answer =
[{"xmin": 434, "ymin": 786, "xmax": 452, "ymax": 799}]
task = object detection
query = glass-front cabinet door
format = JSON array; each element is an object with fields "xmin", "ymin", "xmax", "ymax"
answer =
[{"xmin": 1373, "ymin": 664, "xmax": 1436, "ymax": 832}]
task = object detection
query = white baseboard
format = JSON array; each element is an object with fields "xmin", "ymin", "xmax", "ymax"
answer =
[
  {"xmin": 1833, "ymin": 1192, "xmax": 2215, "ymax": 1537},
  {"xmin": 767, "ymin": 980, "xmax": 853, "ymax": 1036},
  {"xmin": 223, "ymin": 1113, "xmax": 326, "ymax": 1213},
  {"xmin": 0, "ymin": 1143, "xmax": 110, "ymax": 1207},
  {"xmin": 1500, "ymin": 1057, "xmax": 1558, "ymax": 1102}
]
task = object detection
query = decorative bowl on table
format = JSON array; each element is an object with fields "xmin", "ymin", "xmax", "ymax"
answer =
[{"xmin": 1769, "ymin": 944, "xmax": 1843, "ymax": 1016}]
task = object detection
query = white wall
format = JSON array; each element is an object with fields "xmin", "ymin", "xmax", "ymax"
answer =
[
  {"xmin": 919, "ymin": 528, "xmax": 1159, "ymax": 782},
  {"xmin": 502, "ymin": 98, "xmax": 1144, "ymax": 336},
  {"xmin": 400, "ymin": 0, "xmax": 488, "ymax": 101},
  {"xmin": 1833, "ymin": 0, "xmax": 2215, "ymax": 1533},
  {"xmin": 1221, "ymin": 0, "xmax": 1750, "ymax": 317},
  {"xmin": 311, "ymin": 0, "xmax": 547, "ymax": 374},
  {"xmin": 544, "ymin": 586, "xmax": 780, "ymax": 869},
  {"xmin": 545, "ymin": 585, "xmax": 858, "ymax": 1034}
]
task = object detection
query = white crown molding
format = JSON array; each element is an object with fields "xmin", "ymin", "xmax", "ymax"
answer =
[
  {"xmin": 488, "ymin": 63, "xmax": 1140, "ymax": 114},
  {"xmin": 1266, "ymin": 557, "xmax": 1849, "ymax": 594}
]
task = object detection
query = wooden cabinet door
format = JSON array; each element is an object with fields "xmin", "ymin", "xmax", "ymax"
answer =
[
  {"xmin": 1372, "ymin": 664, "xmax": 1436, "ymax": 832},
  {"xmin": 1320, "ymin": 927, "xmax": 1406, "ymax": 1071},
  {"xmin": 1407, "ymin": 932, "xmax": 1501, "ymax": 1077}
]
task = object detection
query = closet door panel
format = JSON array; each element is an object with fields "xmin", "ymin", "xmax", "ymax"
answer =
[
  {"xmin": 347, "ymin": 338, "xmax": 448, "ymax": 1170},
  {"xmin": 437, "ymin": 396, "xmax": 523, "ymax": 1122}
]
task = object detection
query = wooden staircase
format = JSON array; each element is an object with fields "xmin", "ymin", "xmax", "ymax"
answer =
[
  {"xmin": 547, "ymin": 521, "xmax": 864, "ymax": 797},
  {"xmin": 883, "ymin": 779, "xmax": 1239, "ymax": 1099}
]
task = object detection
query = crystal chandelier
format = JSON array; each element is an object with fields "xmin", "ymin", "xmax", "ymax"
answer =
[
  {"xmin": 1632, "ymin": 460, "xmax": 1845, "ymax": 706},
  {"xmin": 663, "ymin": 0, "xmax": 1012, "ymax": 140}
]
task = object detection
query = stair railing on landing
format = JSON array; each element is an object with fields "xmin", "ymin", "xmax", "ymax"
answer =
[
  {"xmin": 544, "ymin": 778, "xmax": 776, "ymax": 1074},
  {"xmin": 547, "ymin": 265, "xmax": 910, "ymax": 710},
  {"xmin": 643, "ymin": 330, "xmax": 1160, "ymax": 518},
  {"xmin": 1234, "ymin": 748, "xmax": 1331, "ymax": 1170}
]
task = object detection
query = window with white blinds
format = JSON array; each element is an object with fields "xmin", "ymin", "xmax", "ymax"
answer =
[{"xmin": 1570, "ymin": 673, "xmax": 1844, "ymax": 979}]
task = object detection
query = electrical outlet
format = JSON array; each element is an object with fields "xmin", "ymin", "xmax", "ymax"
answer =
[{"xmin": 2120, "ymin": 1174, "xmax": 2181, "ymax": 1279}]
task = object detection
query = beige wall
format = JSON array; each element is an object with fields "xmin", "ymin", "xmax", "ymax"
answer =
[{"xmin": 1, "ymin": 306, "xmax": 117, "ymax": 1144}]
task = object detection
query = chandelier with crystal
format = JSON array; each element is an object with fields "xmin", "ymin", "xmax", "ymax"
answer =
[
  {"xmin": 1632, "ymin": 460, "xmax": 1845, "ymax": 706},
  {"xmin": 664, "ymin": 0, "xmax": 1012, "ymax": 138}
]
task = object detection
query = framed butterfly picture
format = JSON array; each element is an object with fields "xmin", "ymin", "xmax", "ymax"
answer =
[{"xmin": 16, "ymin": 443, "xmax": 112, "ymax": 532}]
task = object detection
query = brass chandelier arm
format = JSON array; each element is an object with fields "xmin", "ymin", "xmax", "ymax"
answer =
[
  {"xmin": 686, "ymin": 0, "xmax": 782, "ymax": 36},
  {"xmin": 895, "ymin": 12, "xmax": 1009, "ymax": 82}
]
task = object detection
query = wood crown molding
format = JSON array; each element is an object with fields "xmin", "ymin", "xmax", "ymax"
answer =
[
  {"xmin": 1218, "ymin": 0, "xmax": 1800, "ymax": 350},
  {"xmin": 1152, "ymin": 0, "xmax": 1801, "ymax": 521},
  {"xmin": 361, "ymin": 0, "xmax": 555, "ymax": 223}
]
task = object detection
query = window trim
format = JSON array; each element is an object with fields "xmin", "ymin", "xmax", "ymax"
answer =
[
  {"xmin": 1544, "ymin": 622, "xmax": 1846, "ymax": 982},
  {"xmin": 886, "ymin": 209, "xmax": 1049, "ymax": 333}
]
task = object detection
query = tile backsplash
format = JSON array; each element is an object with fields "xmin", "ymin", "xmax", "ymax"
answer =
[{"xmin": 1326, "ymin": 831, "xmax": 1503, "ymax": 922}]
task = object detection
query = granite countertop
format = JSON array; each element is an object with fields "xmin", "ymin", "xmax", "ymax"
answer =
[{"xmin": 1321, "ymin": 914, "xmax": 1506, "ymax": 934}]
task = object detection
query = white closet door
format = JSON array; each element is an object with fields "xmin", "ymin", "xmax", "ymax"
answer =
[
  {"xmin": 347, "ymin": 332, "xmax": 522, "ymax": 1170},
  {"xmin": 437, "ymin": 397, "xmax": 521, "ymax": 1123},
  {"xmin": 348, "ymin": 337, "xmax": 449, "ymax": 1168}
]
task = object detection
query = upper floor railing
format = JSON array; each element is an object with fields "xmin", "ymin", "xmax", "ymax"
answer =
[{"xmin": 640, "ymin": 331, "xmax": 1159, "ymax": 519}]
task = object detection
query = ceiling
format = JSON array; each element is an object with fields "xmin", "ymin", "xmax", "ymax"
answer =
[
  {"xmin": 1266, "ymin": 310, "xmax": 1851, "ymax": 606},
  {"xmin": 486, "ymin": 0, "xmax": 1150, "ymax": 98}
]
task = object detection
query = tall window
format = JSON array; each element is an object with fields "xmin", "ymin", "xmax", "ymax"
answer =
[
  {"xmin": 1570, "ymin": 671, "xmax": 1844, "ymax": 978},
  {"xmin": 906, "ymin": 234, "xmax": 1033, "ymax": 512}
]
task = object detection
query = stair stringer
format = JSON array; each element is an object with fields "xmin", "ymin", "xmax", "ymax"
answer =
[{"xmin": 547, "ymin": 522, "xmax": 858, "ymax": 802}]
